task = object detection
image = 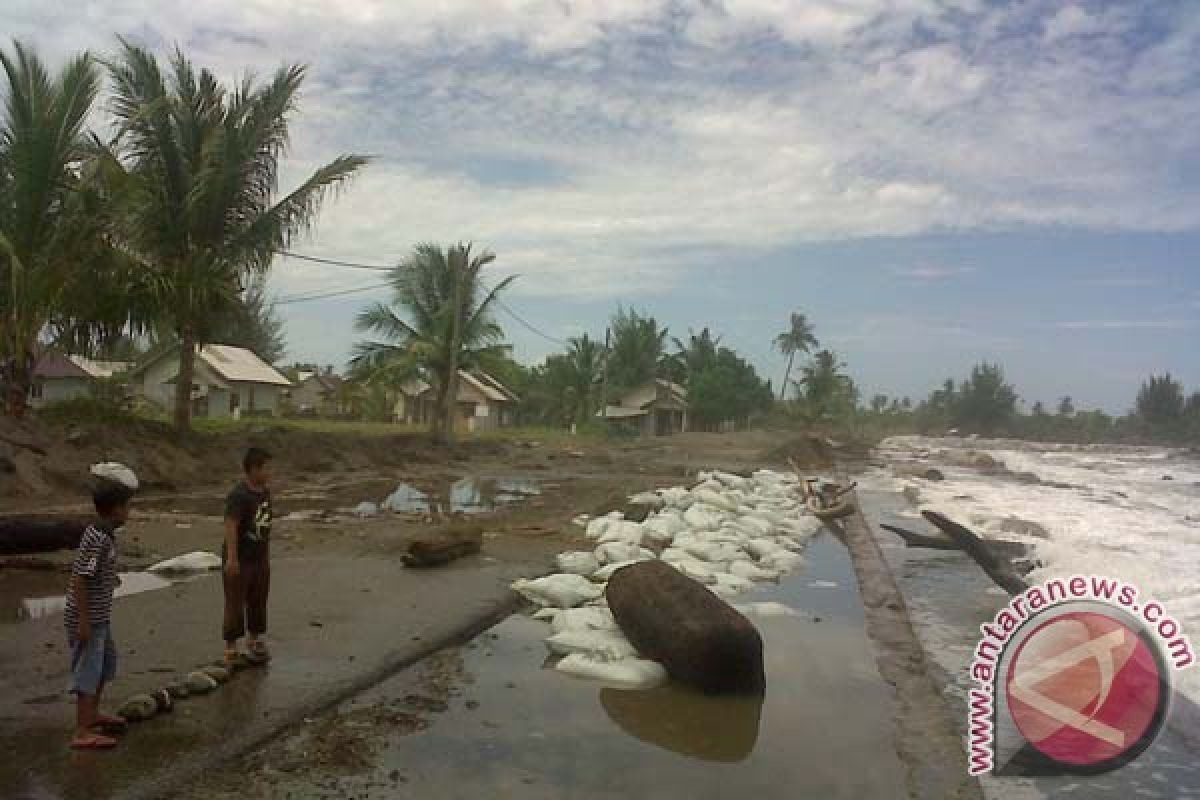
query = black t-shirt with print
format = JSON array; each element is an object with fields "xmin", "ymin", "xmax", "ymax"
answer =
[{"xmin": 224, "ymin": 482, "xmax": 272, "ymax": 561}]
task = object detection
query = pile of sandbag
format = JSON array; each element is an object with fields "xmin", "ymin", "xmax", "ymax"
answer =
[{"xmin": 512, "ymin": 468, "xmax": 818, "ymax": 689}]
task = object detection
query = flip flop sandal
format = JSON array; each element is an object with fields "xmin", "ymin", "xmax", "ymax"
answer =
[
  {"xmin": 224, "ymin": 651, "xmax": 251, "ymax": 670},
  {"xmin": 70, "ymin": 733, "xmax": 118, "ymax": 750},
  {"xmin": 90, "ymin": 714, "xmax": 127, "ymax": 733},
  {"xmin": 246, "ymin": 645, "xmax": 271, "ymax": 665}
]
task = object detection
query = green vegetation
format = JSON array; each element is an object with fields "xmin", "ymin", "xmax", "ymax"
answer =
[
  {"xmin": 773, "ymin": 312, "xmax": 818, "ymax": 402},
  {"xmin": 350, "ymin": 242, "xmax": 513, "ymax": 444},
  {"xmin": 0, "ymin": 42, "xmax": 105, "ymax": 416}
]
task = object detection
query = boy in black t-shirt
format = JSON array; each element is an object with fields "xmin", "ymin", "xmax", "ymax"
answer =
[{"xmin": 222, "ymin": 447, "xmax": 274, "ymax": 667}]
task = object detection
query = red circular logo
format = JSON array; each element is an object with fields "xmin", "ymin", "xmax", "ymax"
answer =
[{"xmin": 1005, "ymin": 611, "xmax": 1165, "ymax": 767}]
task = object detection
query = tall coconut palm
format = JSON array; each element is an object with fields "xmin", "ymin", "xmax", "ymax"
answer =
[
  {"xmin": 608, "ymin": 306, "xmax": 668, "ymax": 392},
  {"xmin": 107, "ymin": 40, "xmax": 366, "ymax": 429},
  {"xmin": 670, "ymin": 327, "xmax": 722, "ymax": 385},
  {"xmin": 773, "ymin": 312, "xmax": 818, "ymax": 402},
  {"xmin": 564, "ymin": 334, "xmax": 602, "ymax": 424},
  {"xmin": 351, "ymin": 242, "xmax": 514, "ymax": 444},
  {"xmin": 0, "ymin": 42, "xmax": 104, "ymax": 415}
]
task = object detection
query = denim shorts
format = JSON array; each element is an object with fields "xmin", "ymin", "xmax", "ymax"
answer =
[{"xmin": 68, "ymin": 624, "xmax": 117, "ymax": 695}]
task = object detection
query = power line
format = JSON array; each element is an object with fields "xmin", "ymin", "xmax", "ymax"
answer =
[
  {"xmin": 278, "ymin": 249, "xmax": 571, "ymax": 348},
  {"xmin": 275, "ymin": 282, "xmax": 391, "ymax": 304},
  {"xmin": 275, "ymin": 250, "xmax": 393, "ymax": 271}
]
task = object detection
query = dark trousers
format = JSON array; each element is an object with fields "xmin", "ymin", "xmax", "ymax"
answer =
[{"xmin": 222, "ymin": 558, "xmax": 270, "ymax": 642}]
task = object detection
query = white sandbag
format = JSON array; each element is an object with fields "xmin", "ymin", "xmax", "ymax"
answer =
[
  {"xmin": 683, "ymin": 506, "xmax": 721, "ymax": 531},
  {"xmin": 659, "ymin": 546, "xmax": 690, "ymax": 563},
  {"xmin": 673, "ymin": 558, "xmax": 719, "ymax": 585},
  {"xmin": 352, "ymin": 501, "xmax": 379, "ymax": 517},
  {"xmin": 512, "ymin": 574, "xmax": 602, "ymax": 609},
  {"xmin": 594, "ymin": 542, "xmax": 652, "ymax": 565},
  {"xmin": 592, "ymin": 559, "xmax": 646, "ymax": 581},
  {"xmin": 641, "ymin": 516, "xmax": 682, "ymax": 545},
  {"xmin": 90, "ymin": 462, "xmax": 139, "ymax": 490},
  {"xmin": 556, "ymin": 551, "xmax": 601, "ymax": 576},
  {"xmin": 692, "ymin": 479, "xmax": 724, "ymax": 494},
  {"xmin": 532, "ymin": 608, "xmax": 559, "ymax": 622},
  {"xmin": 715, "ymin": 573, "xmax": 755, "ymax": 594},
  {"xmin": 545, "ymin": 629, "xmax": 637, "ymax": 661},
  {"xmin": 628, "ymin": 491, "xmax": 665, "ymax": 507},
  {"xmin": 693, "ymin": 489, "xmax": 737, "ymax": 513},
  {"xmin": 762, "ymin": 551, "xmax": 804, "ymax": 573},
  {"xmin": 737, "ymin": 517, "xmax": 773, "ymax": 536},
  {"xmin": 681, "ymin": 541, "xmax": 745, "ymax": 564},
  {"xmin": 597, "ymin": 520, "xmax": 645, "ymax": 546},
  {"xmin": 585, "ymin": 517, "xmax": 614, "ymax": 540},
  {"xmin": 735, "ymin": 602, "xmax": 800, "ymax": 617},
  {"xmin": 730, "ymin": 559, "xmax": 779, "ymax": 581},
  {"xmin": 658, "ymin": 487, "xmax": 693, "ymax": 509},
  {"xmin": 571, "ymin": 514, "xmax": 590, "ymax": 528},
  {"xmin": 551, "ymin": 606, "xmax": 617, "ymax": 634},
  {"xmin": 708, "ymin": 583, "xmax": 740, "ymax": 600},
  {"xmin": 555, "ymin": 654, "xmax": 667, "ymax": 689},
  {"xmin": 147, "ymin": 551, "xmax": 221, "ymax": 573},
  {"xmin": 746, "ymin": 538, "xmax": 784, "ymax": 560}
]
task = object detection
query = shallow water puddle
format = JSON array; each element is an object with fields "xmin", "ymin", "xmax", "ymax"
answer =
[
  {"xmin": 1, "ymin": 570, "xmax": 203, "ymax": 623},
  {"xmin": 251, "ymin": 532, "xmax": 906, "ymax": 800}
]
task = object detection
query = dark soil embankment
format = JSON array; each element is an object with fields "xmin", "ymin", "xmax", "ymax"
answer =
[{"xmin": 0, "ymin": 415, "xmax": 498, "ymax": 502}]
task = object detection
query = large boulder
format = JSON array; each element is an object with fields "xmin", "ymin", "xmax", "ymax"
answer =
[{"xmin": 605, "ymin": 561, "xmax": 765, "ymax": 694}]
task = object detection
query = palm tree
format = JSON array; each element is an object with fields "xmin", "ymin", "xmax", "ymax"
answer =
[
  {"xmin": 564, "ymin": 334, "xmax": 603, "ymax": 424},
  {"xmin": 670, "ymin": 327, "xmax": 721, "ymax": 385},
  {"xmin": 107, "ymin": 40, "xmax": 366, "ymax": 429},
  {"xmin": 608, "ymin": 306, "xmax": 668, "ymax": 392},
  {"xmin": 797, "ymin": 349, "xmax": 856, "ymax": 421},
  {"xmin": 773, "ymin": 312, "xmax": 818, "ymax": 402},
  {"xmin": 0, "ymin": 42, "xmax": 103, "ymax": 415},
  {"xmin": 351, "ymin": 242, "xmax": 513, "ymax": 444}
]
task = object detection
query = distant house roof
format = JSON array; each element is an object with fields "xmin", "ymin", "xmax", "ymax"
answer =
[
  {"xmin": 132, "ymin": 344, "xmax": 290, "ymax": 387},
  {"xmin": 398, "ymin": 371, "xmax": 517, "ymax": 403},
  {"xmin": 618, "ymin": 378, "xmax": 687, "ymax": 410},
  {"xmin": 33, "ymin": 350, "xmax": 91, "ymax": 380},
  {"xmin": 72, "ymin": 357, "xmax": 131, "ymax": 379}
]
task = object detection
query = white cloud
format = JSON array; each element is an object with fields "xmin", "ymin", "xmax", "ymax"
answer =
[
  {"xmin": 1054, "ymin": 320, "xmax": 1199, "ymax": 331},
  {"xmin": 3, "ymin": 0, "xmax": 1199, "ymax": 363},
  {"xmin": 891, "ymin": 266, "xmax": 975, "ymax": 280}
]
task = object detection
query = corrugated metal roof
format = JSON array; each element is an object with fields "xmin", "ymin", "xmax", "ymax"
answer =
[
  {"xmin": 70, "ymin": 357, "xmax": 131, "ymax": 379},
  {"xmin": 199, "ymin": 345, "xmax": 291, "ymax": 386},
  {"xmin": 33, "ymin": 350, "xmax": 90, "ymax": 380}
]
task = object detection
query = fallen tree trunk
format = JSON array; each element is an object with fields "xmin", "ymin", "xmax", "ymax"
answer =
[
  {"xmin": 606, "ymin": 560, "xmax": 765, "ymax": 694},
  {"xmin": 402, "ymin": 523, "xmax": 483, "ymax": 567},
  {"xmin": 0, "ymin": 516, "xmax": 89, "ymax": 554},
  {"xmin": 921, "ymin": 511, "xmax": 1029, "ymax": 595},
  {"xmin": 880, "ymin": 523, "xmax": 959, "ymax": 551}
]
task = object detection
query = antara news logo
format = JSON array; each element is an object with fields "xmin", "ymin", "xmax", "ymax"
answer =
[{"xmin": 967, "ymin": 575, "xmax": 1195, "ymax": 776}]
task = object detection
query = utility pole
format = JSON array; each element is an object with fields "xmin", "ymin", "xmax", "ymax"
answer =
[{"xmin": 600, "ymin": 326, "xmax": 610, "ymax": 424}]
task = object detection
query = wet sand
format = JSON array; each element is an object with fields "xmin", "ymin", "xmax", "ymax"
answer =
[{"xmin": 180, "ymin": 532, "xmax": 909, "ymax": 800}]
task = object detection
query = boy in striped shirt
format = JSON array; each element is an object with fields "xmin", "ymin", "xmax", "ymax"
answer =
[{"xmin": 65, "ymin": 478, "xmax": 136, "ymax": 750}]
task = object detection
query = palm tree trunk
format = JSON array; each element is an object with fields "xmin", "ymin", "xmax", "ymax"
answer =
[
  {"xmin": 174, "ymin": 328, "xmax": 197, "ymax": 430},
  {"xmin": 5, "ymin": 349, "xmax": 32, "ymax": 418},
  {"xmin": 779, "ymin": 351, "xmax": 795, "ymax": 402},
  {"xmin": 437, "ymin": 263, "xmax": 464, "ymax": 445}
]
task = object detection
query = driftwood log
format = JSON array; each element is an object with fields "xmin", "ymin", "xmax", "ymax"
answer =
[
  {"xmin": 402, "ymin": 524, "xmax": 483, "ymax": 567},
  {"xmin": 0, "ymin": 516, "xmax": 89, "ymax": 554},
  {"xmin": 606, "ymin": 560, "xmax": 765, "ymax": 694},
  {"xmin": 880, "ymin": 523, "xmax": 1030, "ymax": 561},
  {"xmin": 922, "ymin": 511, "xmax": 1029, "ymax": 595}
]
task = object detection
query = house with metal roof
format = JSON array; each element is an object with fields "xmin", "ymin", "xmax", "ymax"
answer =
[
  {"xmin": 129, "ymin": 344, "xmax": 291, "ymax": 418},
  {"xmin": 287, "ymin": 367, "xmax": 348, "ymax": 416},
  {"xmin": 394, "ymin": 370, "xmax": 519, "ymax": 432},
  {"xmin": 598, "ymin": 378, "xmax": 689, "ymax": 436},
  {"xmin": 28, "ymin": 351, "xmax": 132, "ymax": 409}
]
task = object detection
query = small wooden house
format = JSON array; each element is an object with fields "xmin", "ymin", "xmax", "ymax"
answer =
[
  {"xmin": 394, "ymin": 370, "xmax": 519, "ymax": 432},
  {"xmin": 599, "ymin": 379, "xmax": 688, "ymax": 436}
]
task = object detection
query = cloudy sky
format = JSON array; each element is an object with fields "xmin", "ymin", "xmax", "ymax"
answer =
[{"xmin": 8, "ymin": 1, "xmax": 1200, "ymax": 412}]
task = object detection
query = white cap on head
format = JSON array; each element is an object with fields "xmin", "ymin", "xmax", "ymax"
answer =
[{"xmin": 90, "ymin": 462, "xmax": 139, "ymax": 490}]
